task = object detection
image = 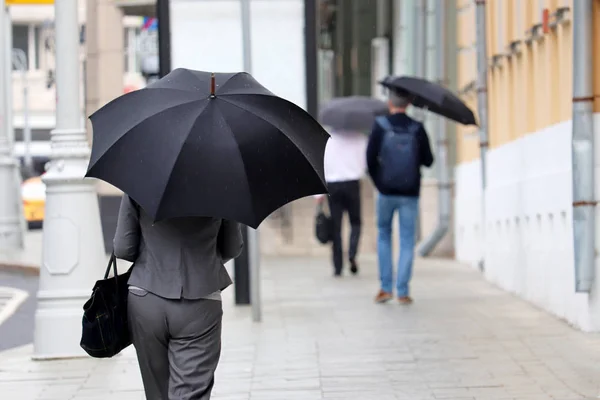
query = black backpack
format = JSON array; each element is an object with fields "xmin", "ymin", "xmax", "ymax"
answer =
[{"xmin": 376, "ymin": 116, "xmax": 421, "ymax": 192}]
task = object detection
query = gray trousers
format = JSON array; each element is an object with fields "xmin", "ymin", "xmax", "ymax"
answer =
[{"xmin": 128, "ymin": 290, "xmax": 223, "ymax": 400}]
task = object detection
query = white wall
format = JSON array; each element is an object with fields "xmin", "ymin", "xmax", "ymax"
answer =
[
  {"xmin": 170, "ymin": 0, "xmax": 306, "ymax": 109},
  {"xmin": 454, "ymin": 116, "xmax": 600, "ymax": 331}
]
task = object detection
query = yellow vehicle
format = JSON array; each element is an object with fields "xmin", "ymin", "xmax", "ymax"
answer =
[{"xmin": 22, "ymin": 175, "xmax": 46, "ymax": 229}]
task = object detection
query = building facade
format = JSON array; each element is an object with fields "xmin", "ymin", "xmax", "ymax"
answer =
[
  {"xmin": 454, "ymin": 0, "xmax": 600, "ymax": 331},
  {"xmin": 7, "ymin": 1, "xmax": 146, "ymax": 164}
]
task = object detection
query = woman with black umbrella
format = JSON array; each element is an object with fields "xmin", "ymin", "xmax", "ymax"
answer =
[
  {"xmin": 86, "ymin": 69, "xmax": 330, "ymax": 399},
  {"xmin": 114, "ymin": 197, "xmax": 243, "ymax": 399}
]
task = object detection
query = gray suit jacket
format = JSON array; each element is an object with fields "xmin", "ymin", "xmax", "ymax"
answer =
[{"xmin": 113, "ymin": 195, "xmax": 244, "ymax": 299}]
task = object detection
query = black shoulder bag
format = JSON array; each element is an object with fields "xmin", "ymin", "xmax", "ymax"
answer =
[
  {"xmin": 315, "ymin": 202, "xmax": 333, "ymax": 245},
  {"xmin": 80, "ymin": 253, "xmax": 132, "ymax": 358}
]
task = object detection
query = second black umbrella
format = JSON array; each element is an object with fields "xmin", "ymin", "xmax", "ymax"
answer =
[{"xmin": 319, "ymin": 96, "xmax": 388, "ymax": 133}]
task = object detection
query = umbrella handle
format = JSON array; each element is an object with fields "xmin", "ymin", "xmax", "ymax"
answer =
[{"xmin": 210, "ymin": 73, "xmax": 216, "ymax": 98}]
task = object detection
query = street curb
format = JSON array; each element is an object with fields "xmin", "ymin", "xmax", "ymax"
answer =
[
  {"xmin": 0, "ymin": 287, "xmax": 29, "ymax": 326},
  {"xmin": 0, "ymin": 262, "xmax": 40, "ymax": 276}
]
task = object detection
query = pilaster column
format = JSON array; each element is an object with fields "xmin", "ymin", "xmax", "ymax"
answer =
[{"xmin": 33, "ymin": 0, "xmax": 106, "ymax": 359}]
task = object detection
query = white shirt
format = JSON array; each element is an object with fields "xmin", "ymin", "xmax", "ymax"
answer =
[{"xmin": 323, "ymin": 130, "xmax": 368, "ymax": 183}]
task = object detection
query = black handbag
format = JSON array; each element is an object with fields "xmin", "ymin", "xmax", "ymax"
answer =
[
  {"xmin": 315, "ymin": 202, "xmax": 333, "ymax": 244},
  {"xmin": 80, "ymin": 253, "xmax": 132, "ymax": 358}
]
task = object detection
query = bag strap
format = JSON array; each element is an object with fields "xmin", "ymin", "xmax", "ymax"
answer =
[
  {"xmin": 376, "ymin": 116, "xmax": 394, "ymax": 133},
  {"xmin": 104, "ymin": 252, "xmax": 118, "ymax": 280}
]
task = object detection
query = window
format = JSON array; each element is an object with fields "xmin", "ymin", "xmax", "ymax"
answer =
[
  {"xmin": 12, "ymin": 25, "xmax": 28, "ymax": 70},
  {"xmin": 12, "ymin": 24, "xmax": 41, "ymax": 71},
  {"xmin": 124, "ymin": 26, "xmax": 142, "ymax": 74}
]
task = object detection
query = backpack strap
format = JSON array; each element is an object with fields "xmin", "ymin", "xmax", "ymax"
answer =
[{"xmin": 375, "ymin": 116, "xmax": 394, "ymax": 132}]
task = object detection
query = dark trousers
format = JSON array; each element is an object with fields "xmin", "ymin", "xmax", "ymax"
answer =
[
  {"xmin": 128, "ymin": 291, "xmax": 223, "ymax": 400},
  {"xmin": 327, "ymin": 180, "xmax": 362, "ymax": 273}
]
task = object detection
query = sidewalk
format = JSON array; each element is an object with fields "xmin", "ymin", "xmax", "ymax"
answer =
[
  {"xmin": 1, "ymin": 255, "xmax": 600, "ymax": 400},
  {"xmin": 0, "ymin": 231, "xmax": 42, "ymax": 274},
  {"xmin": 0, "ymin": 287, "xmax": 28, "ymax": 325}
]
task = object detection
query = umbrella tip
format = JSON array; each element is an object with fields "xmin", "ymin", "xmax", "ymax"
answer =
[{"xmin": 210, "ymin": 73, "xmax": 216, "ymax": 98}]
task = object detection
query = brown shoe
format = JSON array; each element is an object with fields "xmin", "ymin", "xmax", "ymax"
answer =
[
  {"xmin": 398, "ymin": 296, "xmax": 413, "ymax": 305},
  {"xmin": 374, "ymin": 290, "xmax": 393, "ymax": 303}
]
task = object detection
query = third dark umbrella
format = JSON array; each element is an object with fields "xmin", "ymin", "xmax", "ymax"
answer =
[
  {"xmin": 86, "ymin": 68, "xmax": 330, "ymax": 228},
  {"xmin": 379, "ymin": 75, "xmax": 477, "ymax": 126}
]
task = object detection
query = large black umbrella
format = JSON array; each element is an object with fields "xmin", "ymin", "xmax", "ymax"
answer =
[
  {"xmin": 86, "ymin": 68, "xmax": 329, "ymax": 228},
  {"xmin": 379, "ymin": 76, "xmax": 477, "ymax": 125},
  {"xmin": 319, "ymin": 96, "xmax": 388, "ymax": 132}
]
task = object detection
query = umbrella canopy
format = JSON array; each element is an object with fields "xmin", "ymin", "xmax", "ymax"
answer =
[
  {"xmin": 319, "ymin": 96, "xmax": 388, "ymax": 133},
  {"xmin": 379, "ymin": 76, "xmax": 477, "ymax": 126},
  {"xmin": 86, "ymin": 68, "xmax": 329, "ymax": 228}
]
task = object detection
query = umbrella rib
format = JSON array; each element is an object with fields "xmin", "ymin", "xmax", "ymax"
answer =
[
  {"xmin": 149, "ymin": 101, "xmax": 213, "ymax": 218},
  {"xmin": 212, "ymin": 106, "xmax": 258, "ymax": 225},
  {"xmin": 219, "ymin": 95, "xmax": 326, "ymax": 176}
]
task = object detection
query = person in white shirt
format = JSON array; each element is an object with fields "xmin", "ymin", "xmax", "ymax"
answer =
[{"xmin": 317, "ymin": 128, "xmax": 368, "ymax": 276}]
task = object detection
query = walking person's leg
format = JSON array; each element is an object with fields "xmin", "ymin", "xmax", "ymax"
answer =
[
  {"xmin": 167, "ymin": 298, "xmax": 223, "ymax": 400},
  {"xmin": 346, "ymin": 180, "xmax": 362, "ymax": 274},
  {"xmin": 328, "ymin": 184, "xmax": 345, "ymax": 276},
  {"xmin": 128, "ymin": 290, "xmax": 170, "ymax": 400},
  {"xmin": 375, "ymin": 194, "xmax": 395, "ymax": 302},
  {"xmin": 396, "ymin": 196, "xmax": 419, "ymax": 303}
]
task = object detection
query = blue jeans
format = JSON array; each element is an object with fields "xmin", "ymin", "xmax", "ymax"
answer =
[{"xmin": 376, "ymin": 194, "xmax": 419, "ymax": 297}]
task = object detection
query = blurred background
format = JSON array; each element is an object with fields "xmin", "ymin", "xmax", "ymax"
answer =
[{"xmin": 2, "ymin": 0, "xmax": 599, "ymax": 333}]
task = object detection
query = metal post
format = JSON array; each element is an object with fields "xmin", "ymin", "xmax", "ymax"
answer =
[
  {"xmin": 12, "ymin": 49, "xmax": 32, "ymax": 172},
  {"xmin": 0, "ymin": 5, "xmax": 24, "ymax": 251},
  {"xmin": 240, "ymin": 0, "xmax": 261, "ymax": 322},
  {"xmin": 571, "ymin": 0, "xmax": 595, "ymax": 292},
  {"xmin": 6, "ymin": 8, "xmax": 26, "ymax": 238},
  {"xmin": 474, "ymin": 0, "xmax": 488, "ymax": 270},
  {"xmin": 248, "ymin": 225, "xmax": 261, "ymax": 322},
  {"xmin": 22, "ymin": 65, "xmax": 31, "ymax": 171},
  {"xmin": 234, "ymin": 226, "xmax": 251, "ymax": 304},
  {"xmin": 4, "ymin": 8, "xmax": 13, "ymax": 145},
  {"xmin": 413, "ymin": 0, "xmax": 427, "ymax": 241},
  {"xmin": 304, "ymin": 0, "xmax": 318, "ymax": 118},
  {"xmin": 33, "ymin": 0, "xmax": 106, "ymax": 359},
  {"xmin": 233, "ymin": 0, "xmax": 251, "ymax": 305},
  {"xmin": 418, "ymin": 0, "xmax": 427, "ymax": 77},
  {"xmin": 156, "ymin": 0, "xmax": 171, "ymax": 78},
  {"xmin": 417, "ymin": 0, "xmax": 450, "ymax": 256},
  {"xmin": 398, "ymin": 0, "xmax": 414, "ymax": 75},
  {"xmin": 241, "ymin": 0, "xmax": 252, "ymax": 73}
]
